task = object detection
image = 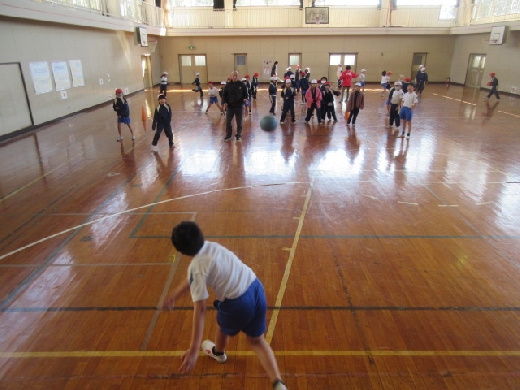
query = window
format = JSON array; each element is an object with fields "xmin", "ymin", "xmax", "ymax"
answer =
[
  {"xmin": 329, "ymin": 55, "xmax": 342, "ymax": 66},
  {"xmin": 194, "ymin": 56, "xmax": 206, "ymax": 66},
  {"xmin": 181, "ymin": 56, "xmax": 192, "ymax": 66},
  {"xmin": 314, "ymin": 0, "xmax": 379, "ymax": 5},
  {"xmin": 396, "ymin": 0, "xmax": 455, "ymax": 5},
  {"xmin": 169, "ymin": 0, "xmax": 212, "ymax": 7},
  {"xmin": 236, "ymin": 55, "xmax": 246, "ymax": 66},
  {"xmin": 289, "ymin": 54, "xmax": 301, "ymax": 67},
  {"xmin": 344, "ymin": 54, "xmax": 356, "ymax": 66},
  {"xmin": 236, "ymin": 0, "xmax": 300, "ymax": 6}
]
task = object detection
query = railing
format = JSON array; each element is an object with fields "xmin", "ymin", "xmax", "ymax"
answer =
[
  {"xmin": 471, "ymin": 0, "xmax": 520, "ymax": 24},
  {"xmin": 20, "ymin": 0, "xmax": 520, "ymax": 30},
  {"xmin": 36, "ymin": 0, "xmax": 164, "ymax": 26}
]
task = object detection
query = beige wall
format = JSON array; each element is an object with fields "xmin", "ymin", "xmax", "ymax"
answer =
[
  {"xmin": 450, "ymin": 30, "xmax": 520, "ymax": 92},
  {"xmin": 0, "ymin": 17, "xmax": 161, "ymax": 128},
  {"xmin": 160, "ymin": 34, "xmax": 455, "ymax": 85}
]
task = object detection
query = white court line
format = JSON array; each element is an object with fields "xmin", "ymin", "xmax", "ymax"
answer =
[
  {"xmin": 361, "ymin": 194, "xmax": 379, "ymax": 201},
  {"xmin": 398, "ymin": 201, "xmax": 418, "ymax": 205},
  {"xmin": 438, "ymin": 205, "xmax": 459, "ymax": 208},
  {"xmin": 476, "ymin": 202, "xmax": 494, "ymax": 206},
  {"xmin": 0, "ymin": 182, "xmax": 308, "ymax": 262}
]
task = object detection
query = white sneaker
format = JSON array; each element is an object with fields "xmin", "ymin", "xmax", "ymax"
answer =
[
  {"xmin": 201, "ymin": 340, "xmax": 227, "ymax": 363},
  {"xmin": 132, "ymin": 136, "xmax": 135, "ymax": 140},
  {"xmin": 117, "ymin": 137, "xmax": 123, "ymax": 142},
  {"xmin": 151, "ymin": 145, "xmax": 158, "ymax": 152},
  {"xmin": 273, "ymin": 380, "xmax": 288, "ymax": 390}
]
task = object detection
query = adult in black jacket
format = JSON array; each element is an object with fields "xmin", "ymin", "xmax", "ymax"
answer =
[{"xmin": 222, "ymin": 71, "xmax": 248, "ymax": 142}]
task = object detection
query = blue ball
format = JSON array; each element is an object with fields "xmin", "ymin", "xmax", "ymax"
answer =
[{"xmin": 260, "ymin": 115, "xmax": 278, "ymax": 131}]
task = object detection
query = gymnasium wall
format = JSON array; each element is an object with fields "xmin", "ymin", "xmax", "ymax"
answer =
[
  {"xmin": 159, "ymin": 34, "xmax": 456, "ymax": 84},
  {"xmin": 450, "ymin": 30, "xmax": 520, "ymax": 90},
  {"xmin": 0, "ymin": 16, "xmax": 160, "ymax": 132}
]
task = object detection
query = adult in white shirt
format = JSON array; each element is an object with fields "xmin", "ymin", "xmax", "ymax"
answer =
[{"xmin": 164, "ymin": 221, "xmax": 288, "ymax": 390}]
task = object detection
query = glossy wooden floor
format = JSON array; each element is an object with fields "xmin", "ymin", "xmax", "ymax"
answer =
[{"xmin": 1, "ymin": 83, "xmax": 519, "ymax": 389}]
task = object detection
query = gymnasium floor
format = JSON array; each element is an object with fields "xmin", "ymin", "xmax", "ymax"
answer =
[{"xmin": 0, "ymin": 84, "xmax": 519, "ymax": 389}]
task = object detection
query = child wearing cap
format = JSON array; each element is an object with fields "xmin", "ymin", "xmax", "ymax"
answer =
[
  {"xmin": 484, "ymin": 72, "xmax": 499, "ymax": 101},
  {"xmin": 160, "ymin": 72, "xmax": 169, "ymax": 96},
  {"xmin": 339, "ymin": 65, "xmax": 358, "ymax": 102},
  {"xmin": 219, "ymin": 81, "xmax": 227, "ymax": 113},
  {"xmin": 304, "ymin": 79, "xmax": 323, "ymax": 124},
  {"xmin": 415, "ymin": 67, "xmax": 428, "ymax": 96},
  {"xmin": 387, "ymin": 82, "xmax": 403, "ymax": 131},
  {"xmin": 192, "ymin": 72, "xmax": 203, "ymax": 99},
  {"xmin": 358, "ymin": 69, "xmax": 366, "ymax": 92},
  {"xmin": 280, "ymin": 78, "xmax": 296, "ymax": 124},
  {"xmin": 268, "ymin": 76, "xmax": 278, "ymax": 115},
  {"xmin": 112, "ymin": 88, "xmax": 135, "ymax": 141},
  {"xmin": 151, "ymin": 94, "xmax": 174, "ymax": 151},
  {"xmin": 299, "ymin": 72, "xmax": 309, "ymax": 104},
  {"xmin": 397, "ymin": 84, "xmax": 418, "ymax": 139},
  {"xmin": 242, "ymin": 76, "xmax": 252, "ymax": 119},
  {"xmin": 321, "ymin": 82, "xmax": 338, "ymax": 123},
  {"xmin": 206, "ymin": 82, "xmax": 224, "ymax": 115},
  {"xmin": 345, "ymin": 82, "xmax": 365, "ymax": 126},
  {"xmin": 251, "ymin": 72, "xmax": 259, "ymax": 100}
]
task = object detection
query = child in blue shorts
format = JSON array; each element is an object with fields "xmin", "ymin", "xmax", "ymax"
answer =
[
  {"xmin": 112, "ymin": 88, "xmax": 135, "ymax": 141},
  {"xmin": 164, "ymin": 221, "xmax": 287, "ymax": 390},
  {"xmin": 398, "ymin": 84, "xmax": 418, "ymax": 139}
]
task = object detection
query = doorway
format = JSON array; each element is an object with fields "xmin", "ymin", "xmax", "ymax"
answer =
[
  {"xmin": 234, "ymin": 54, "xmax": 247, "ymax": 79},
  {"xmin": 329, "ymin": 53, "xmax": 357, "ymax": 87},
  {"xmin": 179, "ymin": 54, "xmax": 207, "ymax": 85},
  {"xmin": 141, "ymin": 55, "xmax": 152, "ymax": 89},
  {"xmin": 411, "ymin": 53, "xmax": 427, "ymax": 81},
  {"xmin": 465, "ymin": 54, "xmax": 486, "ymax": 88}
]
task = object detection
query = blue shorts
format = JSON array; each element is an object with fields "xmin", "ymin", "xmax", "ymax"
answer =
[
  {"xmin": 215, "ymin": 278, "xmax": 266, "ymax": 338},
  {"xmin": 399, "ymin": 106, "xmax": 413, "ymax": 121},
  {"xmin": 359, "ymin": 81, "xmax": 365, "ymax": 86},
  {"xmin": 117, "ymin": 116, "xmax": 130, "ymax": 125},
  {"xmin": 209, "ymin": 96, "xmax": 218, "ymax": 104},
  {"xmin": 243, "ymin": 99, "xmax": 251, "ymax": 107}
]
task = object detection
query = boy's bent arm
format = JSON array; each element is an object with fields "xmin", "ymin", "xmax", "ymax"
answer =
[{"xmin": 163, "ymin": 279, "xmax": 190, "ymax": 309}]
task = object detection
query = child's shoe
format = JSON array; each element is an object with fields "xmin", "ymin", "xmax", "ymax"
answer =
[{"xmin": 201, "ymin": 340, "xmax": 227, "ymax": 363}]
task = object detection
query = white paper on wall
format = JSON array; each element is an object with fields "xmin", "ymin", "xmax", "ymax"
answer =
[
  {"xmin": 52, "ymin": 61, "xmax": 71, "ymax": 91},
  {"xmin": 29, "ymin": 61, "xmax": 53, "ymax": 95},
  {"xmin": 69, "ymin": 60, "xmax": 85, "ymax": 87}
]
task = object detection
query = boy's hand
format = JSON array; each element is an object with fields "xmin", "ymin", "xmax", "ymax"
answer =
[
  {"xmin": 163, "ymin": 294, "xmax": 176, "ymax": 310},
  {"xmin": 179, "ymin": 349, "xmax": 198, "ymax": 373}
]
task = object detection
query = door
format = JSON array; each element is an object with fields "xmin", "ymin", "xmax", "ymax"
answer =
[
  {"xmin": 329, "ymin": 53, "xmax": 357, "ymax": 87},
  {"xmin": 288, "ymin": 53, "xmax": 301, "ymax": 76},
  {"xmin": 141, "ymin": 55, "xmax": 152, "ymax": 89},
  {"xmin": 465, "ymin": 54, "xmax": 486, "ymax": 88},
  {"xmin": 179, "ymin": 54, "xmax": 207, "ymax": 85},
  {"xmin": 0, "ymin": 63, "xmax": 33, "ymax": 137},
  {"xmin": 234, "ymin": 54, "xmax": 247, "ymax": 79},
  {"xmin": 411, "ymin": 53, "xmax": 427, "ymax": 81}
]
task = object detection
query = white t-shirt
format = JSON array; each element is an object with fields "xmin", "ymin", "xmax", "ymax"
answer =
[
  {"xmin": 390, "ymin": 89, "xmax": 403, "ymax": 104},
  {"xmin": 208, "ymin": 86, "xmax": 218, "ymax": 97},
  {"xmin": 358, "ymin": 73, "xmax": 365, "ymax": 83},
  {"xmin": 401, "ymin": 91, "xmax": 418, "ymax": 108},
  {"xmin": 188, "ymin": 241, "xmax": 256, "ymax": 302},
  {"xmin": 160, "ymin": 76, "xmax": 168, "ymax": 85}
]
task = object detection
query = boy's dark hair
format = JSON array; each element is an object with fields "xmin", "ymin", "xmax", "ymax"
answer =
[
  {"xmin": 346, "ymin": 65, "xmax": 351, "ymax": 70},
  {"xmin": 171, "ymin": 221, "xmax": 204, "ymax": 256},
  {"xmin": 382, "ymin": 71, "xmax": 386, "ymax": 76},
  {"xmin": 158, "ymin": 94, "xmax": 166, "ymax": 100}
]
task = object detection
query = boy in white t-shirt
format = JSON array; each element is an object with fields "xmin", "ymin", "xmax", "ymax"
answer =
[
  {"xmin": 205, "ymin": 82, "xmax": 223, "ymax": 114},
  {"xmin": 398, "ymin": 84, "xmax": 418, "ymax": 139},
  {"xmin": 163, "ymin": 221, "xmax": 287, "ymax": 390}
]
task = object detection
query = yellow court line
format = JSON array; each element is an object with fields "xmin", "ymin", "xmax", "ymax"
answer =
[
  {"xmin": 265, "ymin": 183, "xmax": 313, "ymax": 345},
  {"xmin": 1, "ymin": 350, "xmax": 519, "ymax": 359}
]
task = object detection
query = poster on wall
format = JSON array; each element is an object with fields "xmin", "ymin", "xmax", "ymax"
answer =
[
  {"xmin": 69, "ymin": 60, "xmax": 85, "ymax": 87},
  {"xmin": 29, "ymin": 61, "xmax": 53, "ymax": 95},
  {"xmin": 51, "ymin": 61, "xmax": 71, "ymax": 91}
]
